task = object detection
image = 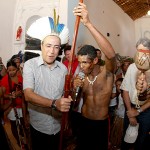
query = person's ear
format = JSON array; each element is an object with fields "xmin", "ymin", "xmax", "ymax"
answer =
[{"xmin": 93, "ymin": 57, "xmax": 99, "ymax": 64}]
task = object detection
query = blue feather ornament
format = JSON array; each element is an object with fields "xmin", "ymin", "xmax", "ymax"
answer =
[
  {"xmin": 48, "ymin": 17, "xmax": 54, "ymax": 33},
  {"xmin": 57, "ymin": 24, "xmax": 64, "ymax": 34}
]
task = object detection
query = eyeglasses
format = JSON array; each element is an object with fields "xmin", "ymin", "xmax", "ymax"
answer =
[{"xmin": 44, "ymin": 44, "xmax": 61, "ymax": 50}]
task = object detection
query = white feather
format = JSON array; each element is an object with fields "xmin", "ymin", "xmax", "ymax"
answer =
[
  {"xmin": 59, "ymin": 26, "xmax": 69, "ymax": 45},
  {"xmin": 27, "ymin": 16, "xmax": 69, "ymax": 45}
]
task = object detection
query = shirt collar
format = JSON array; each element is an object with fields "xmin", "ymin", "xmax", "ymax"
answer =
[
  {"xmin": 37, "ymin": 55, "xmax": 44, "ymax": 66},
  {"xmin": 37, "ymin": 55, "xmax": 60, "ymax": 70}
]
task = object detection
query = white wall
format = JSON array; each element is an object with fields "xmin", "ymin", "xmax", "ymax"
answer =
[
  {"xmin": 68, "ymin": 0, "xmax": 136, "ymax": 57},
  {"xmin": 13, "ymin": 0, "xmax": 68, "ymax": 54},
  {"xmin": 135, "ymin": 16, "xmax": 150, "ymax": 42},
  {"xmin": 68, "ymin": 0, "xmax": 84, "ymax": 49},
  {"xmin": 84, "ymin": 0, "xmax": 136, "ymax": 57},
  {"xmin": 0, "ymin": 0, "xmax": 17, "ymax": 65},
  {"xmin": 0, "ymin": 0, "xmax": 68, "ymax": 66}
]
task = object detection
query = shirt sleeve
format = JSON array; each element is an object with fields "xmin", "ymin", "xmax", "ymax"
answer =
[
  {"xmin": 112, "ymin": 84, "xmax": 116, "ymax": 93},
  {"xmin": 120, "ymin": 65, "xmax": 132, "ymax": 91},
  {"xmin": 23, "ymin": 60, "xmax": 35, "ymax": 90}
]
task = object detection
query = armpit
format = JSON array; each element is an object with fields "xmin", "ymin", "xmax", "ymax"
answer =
[{"xmin": 105, "ymin": 56, "xmax": 116, "ymax": 73}]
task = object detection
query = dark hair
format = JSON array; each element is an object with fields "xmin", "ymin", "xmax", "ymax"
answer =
[
  {"xmin": 23, "ymin": 52, "xmax": 40, "ymax": 62},
  {"xmin": 116, "ymin": 78, "xmax": 123, "ymax": 83},
  {"xmin": 77, "ymin": 45, "xmax": 97, "ymax": 60},
  {"xmin": 64, "ymin": 45, "xmax": 71, "ymax": 53},
  {"xmin": 121, "ymin": 59, "xmax": 132, "ymax": 67},
  {"xmin": 136, "ymin": 37, "xmax": 150, "ymax": 49},
  {"xmin": 11, "ymin": 54, "xmax": 20, "ymax": 62},
  {"xmin": 95, "ymin": 48, "xmax": 101, "ymax": 52},
  {"xmin": 7, "ymin": 60, "xmax": 17, "ymax": 69}
]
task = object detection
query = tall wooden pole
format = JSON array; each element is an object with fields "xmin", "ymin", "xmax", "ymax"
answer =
[{"xmin": 59, "ymin": 0, "xmax": 83, "ymax": 150}]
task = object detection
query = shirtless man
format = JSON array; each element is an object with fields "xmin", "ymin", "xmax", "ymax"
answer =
[{"xmin": 73, "ymin": 3, "xmax": 116, "ymax": 150}]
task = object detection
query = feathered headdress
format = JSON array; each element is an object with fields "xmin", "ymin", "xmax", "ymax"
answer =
[{"xmin": 27, "ymin": 9, "xmax": 69, "ymax": 45}]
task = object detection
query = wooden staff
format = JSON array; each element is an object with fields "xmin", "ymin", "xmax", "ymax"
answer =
[{"xmin": 59, "ymin": 0, "xmax": 83, "ymax": 150}]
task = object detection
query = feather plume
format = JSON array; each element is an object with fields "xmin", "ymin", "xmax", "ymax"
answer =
[
  {"xmin": 57, "ymin": 24, "xmax": 64, "ymax": 34},
  {"xmin": 27, "ymin": 9, "xmax": 69, "ymax": 45},
  {"xmin": 48, "ymin": 17, "xmax": 54, "ymax": 33}
]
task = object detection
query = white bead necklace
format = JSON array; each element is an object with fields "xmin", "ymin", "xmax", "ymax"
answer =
[{"xmin": 87, "ymin": 75, "xmax": 98, "ymax": 85}]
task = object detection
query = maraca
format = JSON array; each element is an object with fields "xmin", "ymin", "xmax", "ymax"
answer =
[
  {"xmin": 134, "ymin": 49, "xmax": 150, "ymax": 72},
  {"xmin": 134, "ymin": 49, "xmax": 150, "ymax": 108}
]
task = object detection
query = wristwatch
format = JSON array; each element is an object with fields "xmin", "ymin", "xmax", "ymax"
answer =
[
  {"xmin": 137, "ymin": 108, "xmax": 142, "ymax": 113},
  {"xmin": 51, "ymin": 100, "xmax": 57, "ymax": 110}
]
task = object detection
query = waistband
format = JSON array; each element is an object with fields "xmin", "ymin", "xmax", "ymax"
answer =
[{"xmin": 131, "ymin": 103, "xmax": 143, "ymax": 109}]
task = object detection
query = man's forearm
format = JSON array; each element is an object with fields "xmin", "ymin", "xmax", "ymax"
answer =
[
  {"xmin": 24, "ymin": 89, "xmax": 52, "ymax": 108},
  {"xmin": 122, "ymin": 90, "xmax": 132, "ymax": 111},
  {"xmin": 140, "ymin": 100, "xmax": 150, "ymax": 112}
]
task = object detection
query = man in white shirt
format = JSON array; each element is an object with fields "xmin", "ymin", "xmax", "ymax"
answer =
[{"xmin": 120, "ymin": 37, "xmax": 150, "ymax": 150}]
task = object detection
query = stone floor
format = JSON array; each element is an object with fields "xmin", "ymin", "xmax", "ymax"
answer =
[{"xmin": 3, "ymin": 120, "xmax": 126, "ymax": 150}]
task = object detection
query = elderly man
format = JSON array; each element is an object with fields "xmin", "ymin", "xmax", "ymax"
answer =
[{"xmin": 120, "ymin": 37, "xmax": 150, "ymax": 150}]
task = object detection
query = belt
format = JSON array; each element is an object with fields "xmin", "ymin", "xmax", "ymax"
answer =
[
  {"xmin": 131, "ymin": 103, "xmax": 142, "ymax": 109},
  {"xmin": 132, "ymin": 99, "xmax": 147, "ymax": 108}
]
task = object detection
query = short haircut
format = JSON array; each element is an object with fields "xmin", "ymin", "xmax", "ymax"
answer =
[
  {"xmin": 95, "ymin": 48, "xmax": 101, "ymax": 52},
  {"xmin": 121, "ymin": 58, "xmax": 132, "ymax": 67},
  {"xmin": 77, "ymin": 45, "xmax": 97, "ymax": 60},
  {"xmin": 116, "ymin": 77, "xmax": 123, "ymax": 83},
  {"xmin": 41, "ymin": 34, "xmax": 61, "ymax": 45},
  {"xmin": 64, "ymin": 45, "xmax": 71, "ymax": 53},
  {"xmin": 136, "ymin": 37, "xmax": 150, "ymax": 49}
]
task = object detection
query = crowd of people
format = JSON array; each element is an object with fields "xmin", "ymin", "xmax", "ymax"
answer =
[{"xmin": 0, "ymin": 2, "xmax": 150, "ymax": 150}]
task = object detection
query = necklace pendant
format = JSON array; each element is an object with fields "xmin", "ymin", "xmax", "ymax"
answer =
[
  {"xmin": 87, "ymin": 76, "xmax": 98, "ymax": 85},
  {"xmin": 89, "ymin": 81, "xmax": 93, "ymax": 85}
]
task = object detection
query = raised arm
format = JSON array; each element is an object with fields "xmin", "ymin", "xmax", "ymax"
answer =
[{"xmin": 73, "ymin": 2, "xmax": 115, "ymax": 59}]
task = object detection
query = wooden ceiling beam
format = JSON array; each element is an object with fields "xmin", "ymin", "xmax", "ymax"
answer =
[
  {"xmin": 113, "ymin": 0, "xmax": 150, "ymax": 20},
  {"xmin": 128, "ymin": 7, "xmax": 148, "ymax": 20},
  {"xmin": 121, "ymin": 3, "xmax": 139, "ymax": 12},
  {"xmin": 126, "ymin": 5, "xmax": 148, "ymax": 15}
]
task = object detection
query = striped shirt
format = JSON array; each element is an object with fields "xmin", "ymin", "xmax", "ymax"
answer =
[{"xmin": 23, "ymin": 56, "xmax": 68, "ymax": 135}]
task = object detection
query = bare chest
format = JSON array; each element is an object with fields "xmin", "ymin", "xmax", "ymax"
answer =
[{"xmin": 82, "ymin": 72, "xmax": 114, "ymax": 100}]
